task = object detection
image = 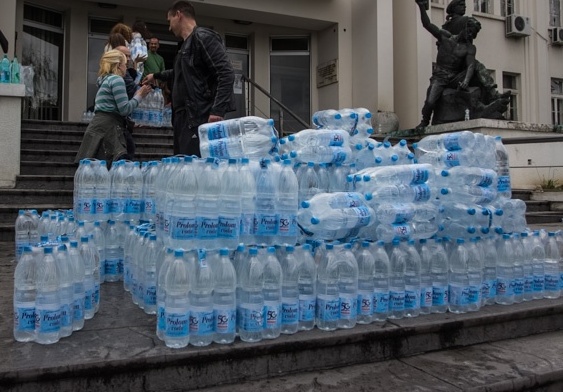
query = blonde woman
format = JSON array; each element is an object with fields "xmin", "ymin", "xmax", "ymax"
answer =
[{"xmin": 75, "ymin": 50, "xmax": 151, "ymax": 165}]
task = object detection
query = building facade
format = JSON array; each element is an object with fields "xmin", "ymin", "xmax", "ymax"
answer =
[{"xmin": 1, "ymin": 0, "xmax": 562, "ymax": 132}]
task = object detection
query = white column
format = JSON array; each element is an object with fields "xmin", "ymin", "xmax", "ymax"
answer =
[{"xmin": 0, "ymin": 84, "xmax": 25, "ymax": 188}]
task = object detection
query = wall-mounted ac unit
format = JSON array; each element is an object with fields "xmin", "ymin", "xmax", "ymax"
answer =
[
  {"xmin": 551, "ymin": 27, "xmax": 563, "ymax": 45},
  {"xmin": 505, "ymin": 14, "xmax": 531, "ymax": 37}
]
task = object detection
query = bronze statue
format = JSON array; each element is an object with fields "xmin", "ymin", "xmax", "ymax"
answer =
[{"xmin": 415, "ymin": 0, "xmax": 510, "ymax": 130}]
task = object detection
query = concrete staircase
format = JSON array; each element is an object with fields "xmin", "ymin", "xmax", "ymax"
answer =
[
  {"xmin": 512, "ymin": 188, "xmax": 563, "ymax": 226},
  {"xmin": 0, "ymin": 120, "xmax": 173, "ymax": 242}
]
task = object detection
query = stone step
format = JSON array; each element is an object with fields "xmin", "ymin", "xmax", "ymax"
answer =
[
  {"xmin": 21, "ymin": 131, "xmax": 173, "ymax": 146},
  {"xmin": 21, "ymin": 139, "xmax": 173, "ymax": 155},
  {"xmin": 524, "ymin": 200, "xmax": 551, "ymax": 213},
  {"xmin": 0, "ymin": 189, "xmax": 73, "ymax": 205},
  {"xmin": 21, "ymin": 161, "xmax": 78, "ymax": 176},
  {"xmin": 22, "ymin": 120, "xmax": 87, "ymax": 132},
  {"xmin": 21, "ymin": 149, "xmax": 169, "ymax": 163},
  {"xmin": 512, "ymin": 188, "xmax": 533, "ymax": 201},
  {"xmin": 15, "ymin": 175, "xmax": 74, "ymax": 190},
  {"xmin": 525, "ymin": 211, "xmax": 563, "ymax": 225}
]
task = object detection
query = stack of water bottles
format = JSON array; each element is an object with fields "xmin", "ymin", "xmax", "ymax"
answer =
[
  {"xmin": 13, "ymin": 234, "xmax": 102, "ymax": 344},
  {"xmin": 131, "ymin": 87, "xmax": 165, "ymax": 128},
  {"xmin": 198, "ymin": 116, "xmax": 279, "ymax": 159}
]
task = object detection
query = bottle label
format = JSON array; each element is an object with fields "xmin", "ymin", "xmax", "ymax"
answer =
[
  {"xmin": 533, "ymin": 274, "xmax": 545, "ymax": 292},
  {"xmin": 444, "ymin": 151, "xmax": 461, "ymax": 167},
  {"xmin": 94, "ymin": 284, "xmax": 100, "ymax": 305},
  {"xmin": 157, "ymin": 304, "xmax": 166, "ymax": 332},
  {"xmin": 545, "ymin": 274, "xmax": 559, "ymax": 291},
  {"xmin": 411, "ymin": 168, "xmax": 430, "ymax": 184},
  {"xmin": 412, "ymin": 184, "xmax": 432, "ymax": 202},
  {"xmin": 144, "ymin": 285, "xmax": 157, "ymax": 306},
  {"xmin": 523, "ymin": 275, "xmax": 533, "ymax": 293},
  {"xmin": 299, "ymin": 296, "xmax": 316, "ymax": 322},
  {"xmin": 14, "ymin": 306, "xmax": 36, "ymax": 332},
  {"xmin": 449, "ymin": 285, "xmax": 470, "ymax": 306},
  {"xmin": 332, "ymin": 150, "xmax": 348, "ymax": 164},
  {"xmin": 328, "ymin": 132, "xmax": 345, "ymax": 146},
  {"xmin": 339, "ymin": 295, "xmax": 357, "ymax": 320},
  {"xmin": 125, "ymin": 198, "xmax": 142, "ymax": 214},
  {"xmin": 206, "ymin": 123, "xmax": 228, "ymax": 140},
  {"xmin": 214, "ymin": 308, "xmax": 236, "ymax": 334},
  {"xmin": 190, "ymin": 310, "xmax": 215, "ymax": 336},
  {"xmin": 477, "ymin": 174, "xmax": 495, "ymax": 187},
  {"xmin": 513, "ymin": 278, "xmax": 524, "ymax": 296},
  {"xmin": 197, "ymin": 217, "xmax": 219, "ymax": 239},
  {"xmin": 218, "ymin": 216, "xmax": 240, "ymax": 239},
  {"xmin": 560, "ymin": 272, "xmax": 563, "ymax": 290},
  {"xmin": 392, "ymin": 224, "xmax": 411, "ymax": 239},
  {"xmin": 373, "ymin": 290, "xmax": 389, "ymax": 314},
  {"xmin": 497, "ymin": 175, "xmax": 511, "ymax": 193},
  {"xmin": 420, "ymin": 286, "xmax": 433, "ymax": 308},
  {"xmin": 481, "ymin": 279, "xmax": 497, "ymax": 300},
  {"xmin": 263, "ymin": 302, "xmax": 281, "ymax": 329},
  {"xmin": 357, "ymin": 291, "xmax": 373, "ymax": 316},
  {"xmin": 208, "ymin": 140, "xmax": 230, "ymax": 159},
  {"xmin": 165, "ymin": 310, "xmax": 190, "ymax": 337},
  {"xmin": 255, "ymin": 213, "xmax": 278, "ymax": 236},
  {"xmin": 389, "ymin": 290, "xmax": 405, "ymax": 312},
  {"xmin": 105, "ymin": 257, "xmax": 121, "ymax": 277},
  {"xmin": 277, "ymin": 214, "xmax": 298, "ymax": 237},
  {"xmin": 240, "ymin": 213, "xmax": 256, "ymax": 235},
  {"xmin": 432, "ymin": 286, "xmax": 448, "ymax": 306},
  {"xmin": 352, "ymin": 207, "xmax": 372, "ymax": 227},
  {"xmin": 443, "ymin": 134, "xmax": 461, "ymax": 151},
  {"xmin": 36, "ymin": 307, "xmax": 61, "ymax": 334},
  {"xmin": 281, "ymin": 301, "xmax": 299, "ymax": 325},
  {"xmin": 404, "ymin": 288, "xmax": 420, "ymax": 310},
  {"xmin": 60, "ymin": 303, "xmax": 72, "ymax": 328},
  {"xmin": 240, "ymin": 304, "xmax": 263, "ymax": 332},
  {"xmin": 73, "ymin": 297, "xmax": 84, "ymax": 321},
  {"xmin": 468, "ymin": 285, "xmax": 481, "ymax": 304},
  {"xmin": 84, "ymin": 288, "xmax": 94, "ymax": 311},
  {"xmin": 316, "ymin": 296, "xmax": 340, "ymax": 322},
  {"xmin": 77, "ymin": 199, "xmax": 95, "ymax": 215},
  {"xmin": 144, "ymin": 198, "xmax": 154, "ymax": 215},
  {"xmin": 110, "ymin": 198, "xmax": 125, "ymax": 214},
  {"xmin": 496, "ymin": 277, "xmax": 514, "ymax": 297},
  {"xmin": 170, "ymin": 216, "xmax": 198, "ymax": 240}
]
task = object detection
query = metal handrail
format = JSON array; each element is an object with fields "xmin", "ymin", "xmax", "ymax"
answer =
[{"xmin": 241, "ymin": 75, "xmax": 310, "ymax": 135}]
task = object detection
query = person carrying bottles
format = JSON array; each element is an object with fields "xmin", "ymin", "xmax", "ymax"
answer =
[
  {"xmin": 142, "ymin": 0, "xmax": 235, "ymax": 157},
  {"xmin": 75, "ymin": 50, "xmax": 151, "ymax": 167}
]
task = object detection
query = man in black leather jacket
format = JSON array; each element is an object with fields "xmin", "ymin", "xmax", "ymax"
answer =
[{"xmin": 143, "ymin": 0, "xmax": 235, "ymax": 156}]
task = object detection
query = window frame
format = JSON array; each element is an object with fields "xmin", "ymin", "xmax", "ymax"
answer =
[
  {"xmin": 552, "ymin": 78, "xmax": 563, "ymax": 126},
  {"xmin": 502, "ymin": 72, "xmax": 520, "ymax": 121}
]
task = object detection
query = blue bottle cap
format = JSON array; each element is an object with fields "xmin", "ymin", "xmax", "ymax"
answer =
[{"xmin": 311, "ymin": 217, "xmax": 320, "ymax": 225}]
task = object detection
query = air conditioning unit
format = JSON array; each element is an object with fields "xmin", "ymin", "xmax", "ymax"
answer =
[
  {"xmin": 505, "ymin": 14, "xmax": 531, "ymax": 37},
  {"xmin": 551, "ymin": 27, "xmax": 563, "ymax": 45}
]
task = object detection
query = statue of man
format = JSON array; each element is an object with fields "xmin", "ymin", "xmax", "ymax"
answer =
[{"xmin": 415, "ymin": 0, "xmax": 481, "ymax": 129}]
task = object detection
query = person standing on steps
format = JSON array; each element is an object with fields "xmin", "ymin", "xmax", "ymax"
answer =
[
  {"xmin": 142, "ymin": 0, "xmax": 235, "ymax": 157},
  {"xmin": 75, "ymin": 50, "xmax": 151, "ymax": 167},
  {"xmin": 143, "ymin": 37, "xmax": 166, "ymax": 79}
]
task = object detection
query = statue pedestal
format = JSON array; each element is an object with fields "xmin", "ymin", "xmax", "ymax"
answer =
[
  {"xmin": 432, "ymin": 87, "xmax": 480, "ymax": 125},
  {"xmin": 424, "ymin": 119, "xmax": 562, "ymax": 190},
  {"xmin": 0, "ymin": 83, "xmax": 25, "ymax": 188}
]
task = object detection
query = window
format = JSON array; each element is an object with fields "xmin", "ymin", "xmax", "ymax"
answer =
[
  {"xmin": 503, "ymin": 73, "xmax": 519, "ymax": 121},
  {"xmin": 550, "ymin": 0, "xmax": 561, "ymax": 27},
  {"xmin": 552, "ymin": 78, "xmax": 563, "ymax": 125},
  {"xmin": 501, "ymin": 0, "xmax": 515, "ymax": 17},
  {"xmin": 474, "ymin": 0, "xmax": 493, "ymax": 14}
]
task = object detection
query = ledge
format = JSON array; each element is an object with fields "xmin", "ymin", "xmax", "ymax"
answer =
[{"xmin": 0, "ymin": 83, "xmax": 25, "ymax": 97}]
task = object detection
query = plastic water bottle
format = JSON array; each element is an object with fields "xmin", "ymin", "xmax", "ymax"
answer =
[
  {"xmin": 238, "ymin": 158, "xmax": 256, "ymax": 245},
  {"xmin": 520, "ymin": 232, "xmax": 534, "ymax": 302},
  {"xmin": 67, "ymin": 241, "xmax": 85, "ymax": 331},
  {"xmin": 141, "ymin": 235, "xmax": 159, "ymax": 315},
  {"xmin": 418, "ymin": 239, "xmax": 433, "ymax": 315},
  {"xmin": 255, "ymin": 160, "xmax": 278, "ymax": 246},
  {"xmin": 494, "ymin": 136, "xmax": 512, "ymax": 199},
  {"xmin": 278, "ymin": 246, "xmax": 299, "ymax": 334},
  {"xmin": 375, "ymin": 202, "xmax": 439, "ymax": 225},
  {"xmin": 448, "ymin": 238, "xmax": 470, "ymax": 314},
  {"xmin": 328, "ymin": 163, "xmax": 350, "ymax": 192},
  {"xmin": 371, "ymin": 241, "xmax": 390, "ymax": 321},
  {"xmin": 298, "ymin": 162, "xmax": 320, "ymax": 205},
  {"xmin": 93, "ymin": 160, "xmax": 111, "ymax": 222},
  {"xmin": 15, "ymin": 210, "xmax": 30, "ymax": 262},
  {"xmin": 294, "ymin": 244, "xmax": 317, "ymax": 331},
  {"xmin": 286, "ymin": 128, "xmax": 350, "ymax": 148},
  {"xmin": 466, "ymin": 238, "xmax": 483, "ymax": 312},
  {"xmin": 13, "ymin": 246, "xmax": 37, "ymax": 342},
  {"xmin": 496, "ymin": 234, "xmax": 515, "ymax": 305},
  {"xmin": 481, "ymin": 236, "xmax": 498, "ymax": 306},
  {"xmin": 276, "ymin": 160, "xmax": 299, "ymax": 246},
  {"xmin": 103, "ymin": 220, "xmax": 122, "ymax": 282},
  {"xmin": 417, "ymin": 150, "xmax": 476, "ymax": 168},
  {"xmin": 141, "ymin": 161, "xmax": 159, "ymax": 222},
  {"xmin": 439, "ymin": 185, "xmax": 497, "ymax": 205},
  {"xmin": 35, "ymin": 247, "xmax": 61, "ymax": 344},
  {"xmin": 239, "ymin": 247, "xmax": 264, "ymax": 342},
  {"xmin": 313, "ymin": 108, "xmax": 358, "ymax": 134},
  {"xmin": 212, "ymin": 248, "xmax": 236, "ymax": 344},
  {"xmin": 511, "ymin": 234, "xmax": 525, "ymax": 303},
  {"xmin": 1, "ymin": 54, "xmax": 11, "ymax": 83},
  {"xmin": 292, "ymin": 145, "xmax": 352, "ymax": 165},
  {"xmin": 388, "ymin": 240, "xmax": 406, "ymax": 319},
  {"xmin": 414, "ymin": 130, "xmax": 476, "ymax": 153},
  {"xmin": 359, "ymin": 164, "xmax": 433, "ymax": 186},
  {"xmin": 376, "ymin": 221, "xmax": 438, "ymax": 243},
  {"xmin": 218, "ymin": 159, "xmax": 242, "ymax": 249},
  {"xmin": 438, "ymin": 166, "xmax": 497, "ymax": 188},
  {"xmin": 429, "ymin": 238, "xmax": 449, "ymax": 313},
  {"xmin": 189, "ymin": 250, "xmax": 214, "ymax": 347},
  {"xmin": 168, "ymin": 157, "xmax": 198, "ymax": 249},
  {"xmin": 55, "ymin": 245, "xmax": 74, "ymax": 338},
  {"xmin": 196, "ymin": 158, "xmax": 221, "ymax": 249},
  {"xmin": 155, "ymin": 248, "xmax": 173, "ymax": 340},
  {"xmin": 262, "ymin": 247, "xmax": 282, "ymax": 339},
  {"xmin": 355, "ymin": 241, "xmax": 375, "ymax": 324},
  {"xmin": 544, "ymin": 232, "xmax": 561, "ymax": 299},
  {"xmin": 76, "ymin": 160, "xmax": 96, "ymax": 223},
  {"xmin": 402, "ymin": 240, "xmax": 421, "ymax": 318},
  {"xmin": 164, "ymin": 249, "xmax": 191, "ymax": 348},
  {"xmin": 78, "ymin": 236, "xmax": 98, "ymax": 319},
  {"xmin": 336, "ymin": 244, "xmax": 358, "ymax": 329},
  {"xmin": 315, "ymin": 243, "xmax": 340, "ymax": 330},
  {"xmin": 362, "ymin": 183, "xmax": 434, "ymax": 204}
]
